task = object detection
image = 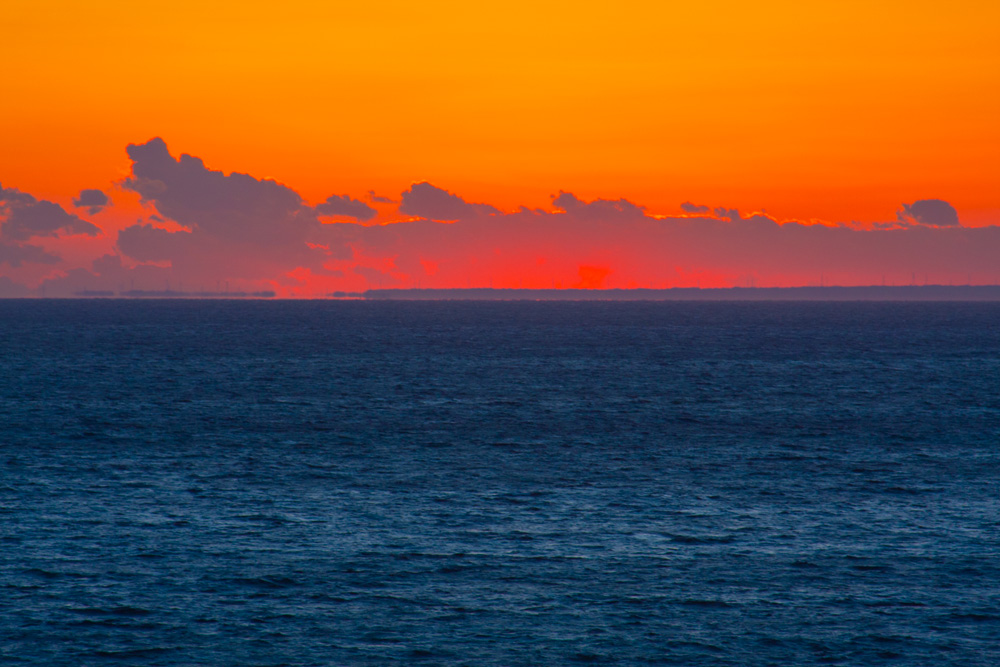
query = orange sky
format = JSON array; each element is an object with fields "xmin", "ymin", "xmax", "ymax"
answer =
[{"xmin": 4, "ymin": 0, "xmax": 999, "ymax": 225}]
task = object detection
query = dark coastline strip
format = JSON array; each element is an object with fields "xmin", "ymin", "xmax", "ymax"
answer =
[{"xmin": 346, "ymin": 285, "xmax": 1000, "ymax": 301}]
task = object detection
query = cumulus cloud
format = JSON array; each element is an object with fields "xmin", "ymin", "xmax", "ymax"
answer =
[
  {"xmin": 0, "ymin": 186, "xmax": 100, "ymax": 241},
  {"xmin": 552, "ymin": 191, "xmax": 645, "ymax": 221},
  {"xmin": 0, "ymin": 241, "xmax": 60, "ymax": 267},
  {"xmin": 898, "ymin": 199, "xmax": 959, "ymax": 227},
  {"xmin": 680, "ymin": 201, "xmax": 710, "ymax": 214},
  {"xmin": 713, "ymin": 207, "xmax": 741, "ymax": 222},
  {"xmin": 399, "ymin": 182, "xmax": 500, "ymax": 220},
  {"xmin": 8, "ymin": 139, "xmax": 998, "ymax": 297},
  {"xmin": 73, "ymin": 189, "xmax": 110, "ymax": 214},
  {"xmin": 315, "ymin": 194, "xmax": 376, "ymax": 221},
  {"xmin": 118, "ymin": 137, "xmax": 332, "ymax": 282},
  {"xmin": 317, "ymin": 194, "xmax": 1000, "ymax": 292},
  {"xmin": 368, "ymin": 190, "xmax": 395, "ymax": 204},
  {"xmin": 117, "ymin": 224, "xmax": 194, "ymax": 263},
  {"xmin": 124, "ymin": 138, "xmax": 306, "ymax": 241},
  {"xmin": 32, "ymin": 253, "xmax": 180, "ymax": 297},
  {"xmin": 0, "ymin": 275, "xmax": 30, "ymax": 297},
  {"xmin": 0, "ymin": 184, "xmax": 36, "ymax": 207},
  {"xmin": 2, "ymin": 201, "xmax": 100, "ymax": 240}
]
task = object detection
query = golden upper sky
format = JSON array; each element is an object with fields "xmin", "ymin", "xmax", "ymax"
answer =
[{"xmin": 4, "ymin": 0, "xmax": 999, "ymax": 224}]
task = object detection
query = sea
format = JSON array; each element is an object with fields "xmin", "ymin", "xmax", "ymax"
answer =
[{"xmin": 1, "ymin": 299, "xmax": 999, "ymax": 666}]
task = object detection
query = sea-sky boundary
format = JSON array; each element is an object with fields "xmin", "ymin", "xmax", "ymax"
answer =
[{"xmin": 44, "ymin": 285, "xmax": 1000, "ymax": 300}]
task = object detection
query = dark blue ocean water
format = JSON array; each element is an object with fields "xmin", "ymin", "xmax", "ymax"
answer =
[{"xmin": 2, "ymin": 300, "xmax": 999, "ymax": 666}]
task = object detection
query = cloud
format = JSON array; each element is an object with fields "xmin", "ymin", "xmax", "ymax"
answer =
[
  {"xmin": 713, "ymin": 207, "xmax": 741, "ymax": 222},
  {"xmin": 368, "ymin": 190, "xmax": 395, "ymax": 204},
  {"xmin": 117, "ymin": 224, "xmax": 194, "ymax": 262},
  {"xmin": 0, "ymin": 184, "xmax": 36, "ymax": 207},
  {"xmin": 118, "ymin": 137, "xmax": 331, "ymax": 282},
  {"xmin": 73, "ymin": 189, "xmax": 110, "ymax": 214},
  {"xmin": 399, "ymin": 182, "xmax": 500, "ymax": 220},
  {"xmin": 0, "ymin": 241, "xmax": 60, "ymax": 267},
  {"xmin": 124, "ymin": 137, "xmax": 307, "ymax": 244},
  {"xmin": 2, "ymin": 201, "xmax": 101, "ymax": 240},
  {"xmin": 680, "ymin": 201, "xmax": 710, "ymax": 214},
  {"xmin": 0, "ymin": 275, "xmax": 30, "ymax": 297},
  {"xmin": 8, "ymin": 139, "xmax": 998, "ymax": 297},
  {"xmin": 552, "ymin": 191, "xmax": 644, "ymax": 221},
  {"xmin": 0, "ymin": 184, "xmax": 85, "ymax": 270},
  {"xmin": 0, "ymin": 186, "xmax": 100, "ymax": 241},
  {"xmin": 898, "ymin": 199, "xmax": 959, "ymax": 227},
  {"xmin": 35, "ymin": 253, "xmax": 177, "ymax": 297},
  {"xmin": 315, "ymin": 194, "xmax": 376, "ymax": 221},
  {"xmin": 322, "ymin": 198, "xmax": 1000, "ymax": 292}
]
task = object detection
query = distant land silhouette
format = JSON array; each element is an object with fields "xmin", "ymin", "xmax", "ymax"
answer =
[
  {"xmin": 335, "ymin": 286, "xmax": 1000, "ymax": 301},
  {"xmin": 72, "ymin": 290, "xmax": 277, "ymax": 298}
]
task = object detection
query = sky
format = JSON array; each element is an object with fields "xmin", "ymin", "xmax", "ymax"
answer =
[{"xmin": 1, "ymin": 0, "xmax": 998, "ymax": 296}]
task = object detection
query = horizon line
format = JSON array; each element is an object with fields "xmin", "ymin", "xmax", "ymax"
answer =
[{"xmin": 4, "ymin": 284, "xmax": 995, "ymax": 301}]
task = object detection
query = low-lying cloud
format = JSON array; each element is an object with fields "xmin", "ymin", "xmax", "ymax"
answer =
[
  {"xmin": 73, "ymin": 189, "xmax": 110, "ymax": 215},
  {"xmin": 552, "ymin": 191, "xmax": 644, "ymax": 221},
  {"xmin": 0, "ymin": 138, "xmax": 993, "ymax": 296},
  {"xmin": 0, "ymin": 241, "xmax": 61, "ymax": 268},
  {"xmin": 898, "ymin": 199, "xmax": 960, "ymax": 227},
  {"xmin": 1, "ymin": 185, "xmax": 100, "ymax": 241},
  {"xmin": 315, "ymin": 194, "xmax": 377, "ymax": 222},
  {"xmin": 399, "ymin": 182, "xmax": 500, "ymax": 221},
  {"xmin": 117, "ymin": 137, "xmax": 334, "ymax": 284},
  {"xmin": 680, "ymin": 202, "xmax": 710, "ymax": 214},
  {"xmin": 0, "ymin": 183, "xmax": 102, "ymax": 269}
]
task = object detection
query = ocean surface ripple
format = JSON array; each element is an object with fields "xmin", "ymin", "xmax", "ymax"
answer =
[{"xmin": 1, "ymin": 300, "xmax": 999, "ymax": 665}]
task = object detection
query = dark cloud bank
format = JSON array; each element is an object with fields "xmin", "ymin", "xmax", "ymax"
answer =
[
  {"xmin": 1, "ymin": 138, "xmax": 998, "ymax": 295},
  {"xmin": 0, "ymin": 183, "xmax": 100, "ymax": 274},
  {"xmin": 898, "ymin": 199, "xmax": 960, "ymax": 227},
  {"xmin": 1, "ymin": 185, "xmax": 100, "ymax": 242},
  {"xmin": 400, "ymin": 182, "xmax": 500, "ymax": 221},
  {"xmin": 73, "ymin": 189, "xmax": 110, "ymax": 215}
]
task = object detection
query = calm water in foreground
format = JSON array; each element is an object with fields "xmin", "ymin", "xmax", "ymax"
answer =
[{"xmin": 1, "ymin": 300, "xmax": 999, "ymax": 666}]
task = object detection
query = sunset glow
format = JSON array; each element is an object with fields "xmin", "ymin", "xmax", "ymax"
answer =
[{"xmin": 2, "ymin": 0, "xmax": 998, "ymax": 296}]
